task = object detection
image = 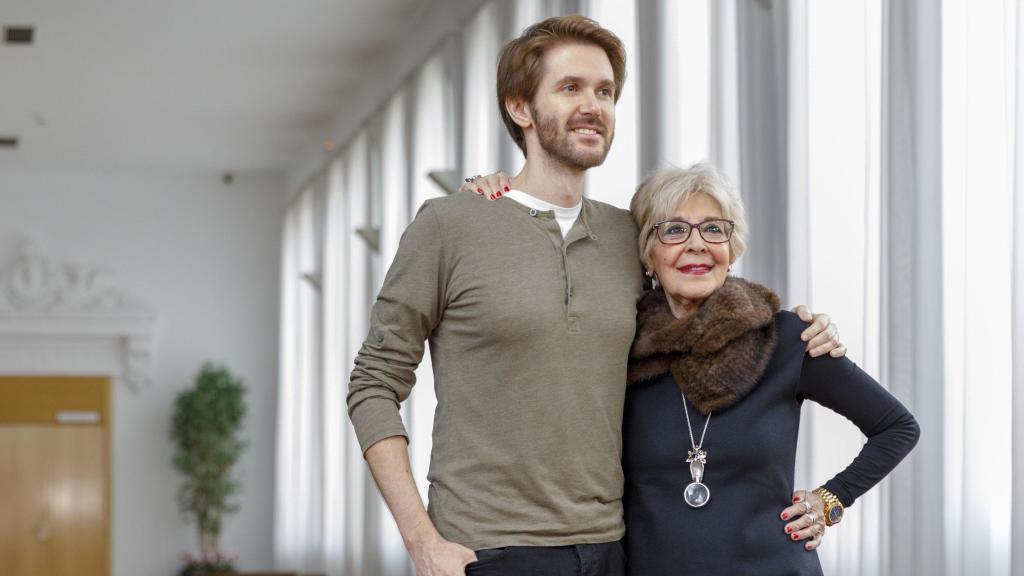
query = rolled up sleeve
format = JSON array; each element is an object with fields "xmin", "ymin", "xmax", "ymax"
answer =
[{"xmin": 347, "ymin": 201, "xmax": 446, "ymax": 453}]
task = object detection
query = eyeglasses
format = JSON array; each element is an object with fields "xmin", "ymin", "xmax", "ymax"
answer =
[{"xmin": 652, "ymin": 219, "xmax": 735, "ymax": 245}]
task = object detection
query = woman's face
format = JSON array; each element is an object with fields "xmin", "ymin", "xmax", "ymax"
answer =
[{"xmin": 650, "ymin": 193, "xmax": 732, "ymax": 319}]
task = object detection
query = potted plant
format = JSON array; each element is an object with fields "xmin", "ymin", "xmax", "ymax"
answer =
[{"xmin": 171, "ymin": 363, "xmax": 247, "ymax": 576}]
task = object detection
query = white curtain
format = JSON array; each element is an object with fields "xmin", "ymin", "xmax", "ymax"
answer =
[
  {"xmin": 462, "ymin": 2, "xmax": 503, "ymax": 178},
  {"xmin": 660, "ymin": 0, "xmax": 711, "ymax": 171},
  {"xmin": 275, "ymin": 194, "xmax": 302, "ymax": 567},
  {"xmin": 322, "ymin": 159, "xmax": 348, "ymax": 576},
  {"xmin": 882, "ymin": 0, "xmax": 945, "ymax": 573},
  {"xmin": 275, "ymin": 134, "xmax": 375, "ymax": 576},
  {"xmin": 740, "ymin": 0, "xmax": 1024, "ymax": 574},
  {"xmin": 792, "ymin": 1, "xmax": 885, "ymax": 574},
  {"xmin": 1014, "ymin": 0, "xmax": 1024, "ymax": 568},
  {"xmin": 735, "ymin": 0, "xmax": 791, "ymax": 294},
  {"xmin": 341, "ymin": 132, "xmax": 372, "ymax": 576},
  {"xmin": 1015, "ymin": 3, "xmax": 1024, "ymax": 573},
  {"xmin": 940, "ymin": 0, "xmax": 1017, "ymax": 574},
  {"xmin": 274, "ymin": 185, "xmax": 325, "ymax": 570},
  {"xmin": 635, "ymin": 0, "xmax": 716, "ymax": 177},
  {"xmin": 584, "ymin": 0, "xmax": 638, "ymax": 208}
]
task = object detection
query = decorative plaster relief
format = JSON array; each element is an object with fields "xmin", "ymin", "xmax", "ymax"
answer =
[{"xmin": 0, "ymin": 239, "xmax": 157, "ymax": 391}]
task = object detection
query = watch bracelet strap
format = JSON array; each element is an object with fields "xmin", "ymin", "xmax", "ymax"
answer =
[{"xmin": 813, "ymin": 486, "xmax": 843, "ymax": 526}]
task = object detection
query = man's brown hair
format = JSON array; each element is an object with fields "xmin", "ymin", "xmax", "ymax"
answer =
[{"xmin": 496, "ymin": 15, "xmax": 626, "ymax": 156}]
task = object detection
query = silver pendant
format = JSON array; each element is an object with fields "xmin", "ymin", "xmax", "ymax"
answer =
[
  {"xmin": 685, "ymin": 449, "xmax": 710, "ymax": 508},
  {"xmin": 684, "ymin": 481, "xmax": 710, "ymax": 508}
]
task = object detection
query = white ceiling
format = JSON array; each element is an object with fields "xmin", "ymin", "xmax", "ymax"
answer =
[{"xmin": 0, "ymin": 0, "xmax": 483, "ymax": 176}]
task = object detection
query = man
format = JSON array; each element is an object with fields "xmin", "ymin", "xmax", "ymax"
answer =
[{"xmin": 348, "ymin": 15, "xmax": 840, "ymax": 576}]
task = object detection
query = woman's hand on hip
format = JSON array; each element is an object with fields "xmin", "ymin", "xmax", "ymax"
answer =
[{"xmin": 780, "ymin": 489, "xmax": 827, "ymax": 551}]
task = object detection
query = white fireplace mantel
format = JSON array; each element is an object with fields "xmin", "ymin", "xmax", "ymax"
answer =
[{"xmin": 0, "ymin": 238, "xmax": 157, "ymax": 392}]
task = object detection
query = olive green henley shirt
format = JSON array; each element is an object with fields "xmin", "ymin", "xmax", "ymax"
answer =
[{"xmin": 347, "ymin": 191, "xmax": 644, "ymax": 550}]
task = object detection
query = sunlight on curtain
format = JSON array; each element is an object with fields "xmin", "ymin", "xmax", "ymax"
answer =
[
  {"xmin": 662, "ymin": 0, "xmax": 710, "ymax": 169},
  {"xmin": 342, "ymin": 132, "xmax": 371, "ymax": 576},
  {"xmin": 380, "ymin": 91, "xmax": 407, "ymax": 288},
  {"xmin": 1014, "ymin": 2, "xmax": 1024, "ymax": 571},
  {"xmin": 585, "ymin": 0, "xmax": 638, "ymax": 208},
  {"xmin": 368, "ymin": 124, "xmax": 384, "ymax": 295},
  {"xmin": 321, "ymin": 159, "xmax": 348, "ymax": 576},
  {"xmin": 782, "ymin": 0, "xmax": 884, "ymax": 573},
  {"xmin": 941, "ymin": 1, "xmax": 1016, "ymax": 574},
  {"xmin": 274, "ymin": 201, "xmax": 300, "ymax": 568},
  {"xmin": 709, "ymin": 0, "xmax": 741, "ymax": 191},
  {"xmin": 462, "ymin": 2, "xmax": 502, "ymax": 177},
  {"xmin": 274, "ymin": 186, "xmax": 324, "ymax": 572},
  {"xmin": 512, "ymin": 0, "xmax": 545, "ymax": 40}
]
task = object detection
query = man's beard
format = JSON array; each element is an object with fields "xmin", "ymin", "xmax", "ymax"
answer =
[{"xmin": 534, "ymin": 105, "xmax": 614, "ymax": 171}]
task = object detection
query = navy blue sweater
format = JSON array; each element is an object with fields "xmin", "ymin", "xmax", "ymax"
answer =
[{"xmin": 622, "ymin": 311, "xmax": 919, "ymax": 575}]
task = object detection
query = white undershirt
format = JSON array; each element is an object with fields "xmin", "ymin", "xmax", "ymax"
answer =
[{"xmin": 504, "ymin": 190, "xmax": 583, "ymax": 238}]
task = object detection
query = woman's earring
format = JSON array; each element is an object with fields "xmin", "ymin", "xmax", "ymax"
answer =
[{"xmin": 646, "ymin": 271, "xmax": 659, "ymax": 289}]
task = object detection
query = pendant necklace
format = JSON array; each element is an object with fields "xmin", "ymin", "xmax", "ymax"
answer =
[{"xmin": 682, "ymin": 393, "xmax": 712, "ymax": 508}]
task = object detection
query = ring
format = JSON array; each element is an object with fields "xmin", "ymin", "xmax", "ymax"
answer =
[
  {"xmin": 802, "ymin": 500, "xmax": 812, "ymax": 514},
  {"xmin": 806, "ymin": 511, "xmax": 817, "ymax": 525},
  {"xmin": 464, "ymin": 177, "xmax": 474, "ymax": 183}
]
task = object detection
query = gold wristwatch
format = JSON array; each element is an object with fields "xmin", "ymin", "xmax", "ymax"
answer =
[{"xmin": 813, "ymin": 487, "xmax": 844, "ymax": 526}]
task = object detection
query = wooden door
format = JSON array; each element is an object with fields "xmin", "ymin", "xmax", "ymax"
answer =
[{"xmin": 0, "ymin": 377, "xmax": 110, "ymax": 576}]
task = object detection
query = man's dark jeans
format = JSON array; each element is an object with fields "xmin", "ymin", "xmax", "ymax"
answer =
[{"xmin": 465, "ymin": 541, "xmax": 626, "ymax": 575}]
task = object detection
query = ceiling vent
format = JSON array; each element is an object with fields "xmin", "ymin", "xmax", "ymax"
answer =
[
  {"xmin": 0, "ymin": 137, "xmax": 19, "ymax": 149},
  {"xmin": 4, "ymin": 26, "xmax": 34, "ymax": 45}
]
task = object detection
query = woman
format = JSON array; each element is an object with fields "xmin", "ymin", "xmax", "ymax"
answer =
[{"xmin": 620, "ymin": 164, "xmax": 919, "ymax": 575}]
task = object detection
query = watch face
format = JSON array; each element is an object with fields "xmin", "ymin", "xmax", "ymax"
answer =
[{"xmin": 828, "ymin": 506, "xmax": 843, "ymax": 524}]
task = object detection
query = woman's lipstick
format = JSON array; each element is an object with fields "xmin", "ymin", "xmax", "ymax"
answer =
[{"xmin": 678, "ymin": 264, "xmax": 713, "ymax": 275}]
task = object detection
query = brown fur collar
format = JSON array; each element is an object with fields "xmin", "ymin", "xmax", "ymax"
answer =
[{"xmin": 627, "ymin": 277, "xmax": 780, "ymax": 415}]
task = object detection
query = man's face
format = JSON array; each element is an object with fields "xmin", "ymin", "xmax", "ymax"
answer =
[{"xmin": 529, "ymin": 43, "xmax": 616, "ymax": 170}]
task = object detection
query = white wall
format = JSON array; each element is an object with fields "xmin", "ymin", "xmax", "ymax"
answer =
[{"xmin": 0, "ymin": 170, "xmax": 284, "ymax": 576}]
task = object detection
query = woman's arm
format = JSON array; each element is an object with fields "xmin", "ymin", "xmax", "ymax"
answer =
[
  {"xmin": 796, "ymin": 353, "xmax": 921, "ymax": 507},
  {"xmin": 780, "ymin": 352, "xmax": 919, "ymax": 551}
]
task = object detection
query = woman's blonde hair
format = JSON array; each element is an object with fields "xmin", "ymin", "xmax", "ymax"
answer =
[{"xmin": 630, "ymin": 163, "xmax": 748, "ymax": 271}]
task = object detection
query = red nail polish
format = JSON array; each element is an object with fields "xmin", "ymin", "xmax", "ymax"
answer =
[
  {"xmin": 504, "ymin": 186, "xmax": 510, "ymax": 192},
  {"xmin": 785, "ymin": 527, "xmax": 792, "ymax": 534},
  {"xmin": 781, "ymin": 513, "xmax": 788, "ymax": 520},
  {"xmin": 496, "ymin": 191, "xmax": 502, "ymax": 197},
  {"xmin": 792, "ymin": 534, "xmax": 799, "ymax": 540},
  {"xmin": 793, "ymin": 497, "xmax": 800, "ymax": 503},
  {"xmin": 477, "ymin": 187, "xmax": 484, "ymax": 194}
]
